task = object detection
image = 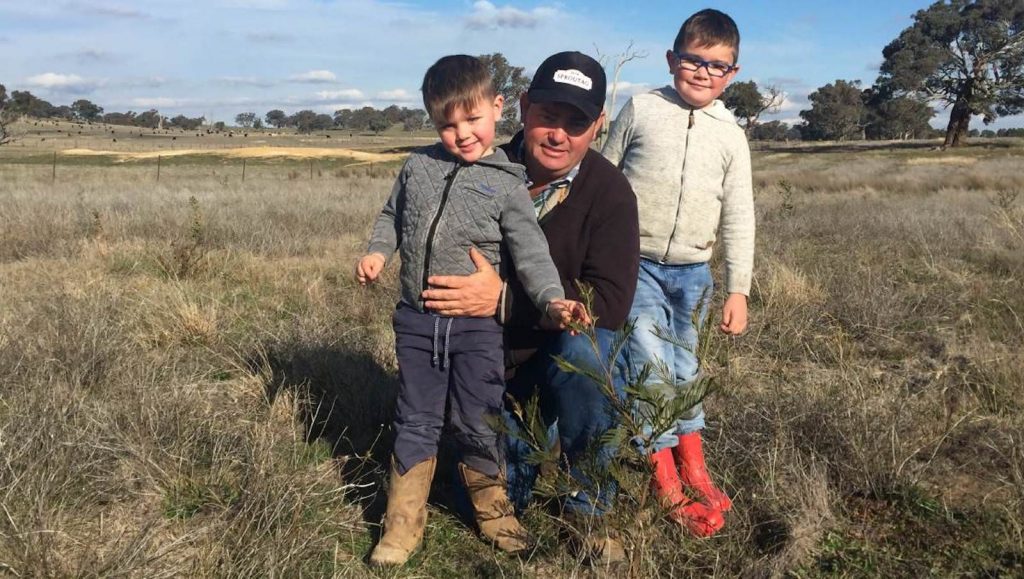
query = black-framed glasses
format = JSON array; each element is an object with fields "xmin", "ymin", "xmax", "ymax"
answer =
[{"xmin": 671, "ymin": 51, "xmax": 736, "ymax": 77}]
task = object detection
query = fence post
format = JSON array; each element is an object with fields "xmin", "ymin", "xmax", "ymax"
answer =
[
  {"xmin": 157, "ymin": 155, "xmax": 161, "ymax": 181},
  {"xmin": 309, "ymin": 159, "xmax": 313, "ymax": 180},
  {"xmin": 51, "ymin": 151, "xmax": 57, "ymax": 182},
  {"xmin": 242, "ymin": 158, "xmax": 246, "ymax": 182}
]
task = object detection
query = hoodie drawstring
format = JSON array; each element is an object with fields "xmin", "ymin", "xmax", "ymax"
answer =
[{"xmin": 431, "ymin": 316, "xmax": 454, "ymax": 370}]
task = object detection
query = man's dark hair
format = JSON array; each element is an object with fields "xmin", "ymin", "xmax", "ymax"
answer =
[
  {"xmin": 421, "ymin": 55, "xmax": 496, "ymax": 124},
  {"xmin": 673, "ymin": 9, "xmax": 740, "ymax": 62}
]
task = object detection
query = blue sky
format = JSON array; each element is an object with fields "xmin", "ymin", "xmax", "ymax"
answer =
[{"xmin": 1, "ymin": 0, "xmax": 1021, "ymax": 129}]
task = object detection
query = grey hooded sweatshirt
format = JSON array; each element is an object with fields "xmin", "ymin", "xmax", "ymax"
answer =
[
  {"xmin": 602, "ymin": 86, "xmax": 755, "ymax": 296},
  {"xmin": 367, "ymin": 143, "xmax": 565, "ymax": 312}
]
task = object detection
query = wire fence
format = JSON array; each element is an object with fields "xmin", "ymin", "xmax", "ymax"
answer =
[{"xmin": 0, "ymin": 153, "xmax": 403, "ymax": 184}]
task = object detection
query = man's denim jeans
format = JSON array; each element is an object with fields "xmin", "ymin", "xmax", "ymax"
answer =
[
  {"xmin": 624, "ymin": 259, "xmax": 712, "ymax": 452},
  {"xmin": 504, "ymin": 329, "xmax": 626, "ymax": 516}
]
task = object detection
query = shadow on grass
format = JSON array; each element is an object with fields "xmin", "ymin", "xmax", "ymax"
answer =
[
  {"xmin": 257, "ymin": 343, "xmax": 395, "ymax": 521},
  {"xmin": 255, "ymin": 341, "xmax": 473, "ymax": 531}
]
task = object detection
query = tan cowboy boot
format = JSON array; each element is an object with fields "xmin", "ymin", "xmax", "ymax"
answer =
[
  {"xmin": 564, "ymin": 511, "xmax": 626, "ymax": 567},
  {"xmin": 458, "ymin": 463, "xmax": 531, "ymax": 554},
  {"xmin": 369, "ymin": 457, "xmax": 437, "ymax": 567}
]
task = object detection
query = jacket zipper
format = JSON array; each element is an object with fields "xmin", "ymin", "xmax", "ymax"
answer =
[
  {"xmin": 662, "ymin": 109, "xmax": 695, "ymax": 262},
  {"xmin": 422, "ymin": 164, "xmax": 462, "ymax": 294}
]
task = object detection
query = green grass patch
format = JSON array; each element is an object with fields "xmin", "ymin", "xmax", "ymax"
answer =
[{"xmin": 162, "ymin": 476, "xmax": 242, "ymax": 520}]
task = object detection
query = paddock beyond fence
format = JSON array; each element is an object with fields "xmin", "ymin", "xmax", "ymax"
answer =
[{"xmin": 0, "ymin": 153, "xmax": 404, "ymax": 184}]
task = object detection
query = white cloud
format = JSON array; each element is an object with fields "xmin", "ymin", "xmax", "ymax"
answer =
[
  {"xmin": 465, "ymin": 1, "xmax": 557, "ymax": 30},
  {"xmin": 219, "ymin": 76, "xmax": 276, "ymax": 88},
  {"xmin": 130, "ymin": 97, "xmax": 183, "ymax": 108},
  {"xmin": 314, "ymin": 89, "xmax": 365, "ymax": 101},
  {"xmin": 376, "ymin": 89, "xmax": 416, "ymax": 101},
  {"xmin": 608, "ymin": 81, "xmax": 651, "ymax": 97},
  {"xmin": 290, "ymin": 70, "xmax": 337, "ymax": 83},
  {"xmin": 117, "ymin": 76, "xmax": 170, "ymax": 89},
  {"xmin": 24, "ymin": 72, "xmax": 98, "ymax": 92},
  {"xmin": 777, "ymin": 95, "xmax": 803, "ymax": 113},
  {"xmin": 65, "ymin": 2, "xmax": 149, "ymax": 19}
]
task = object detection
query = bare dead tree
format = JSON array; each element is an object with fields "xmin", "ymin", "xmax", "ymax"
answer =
[
  {"xmin": 595, "ymin": 41, "xmax": 648, "ymax": 146},
  {"xmin": 759, "ymin": 84, "xmax": 786, "ymax": 123},
  {"xmin": 723, "ymin": 81, "xmax": 787, "ymax": 135}
]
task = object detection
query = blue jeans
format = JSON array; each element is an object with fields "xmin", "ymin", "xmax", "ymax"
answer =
[
  {"xmin": 504, "ymin": 329, "xmax": 626, "ymax": 516},
  {"xmin": 624, "ymin": 259, "xmax": 712, "ymax": 452}
]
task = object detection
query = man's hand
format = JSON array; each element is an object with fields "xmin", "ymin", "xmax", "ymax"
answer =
[
  {"xmin": 422, "ymin": 247, "xmax": 502, "ymax": 316},
  {"xmin": 356, "ymin": 253, "xmax": 386, "ymax": 285},
  {"xmin": 720, "ymin": 292, "xmax": 748, "ymax": 335}
]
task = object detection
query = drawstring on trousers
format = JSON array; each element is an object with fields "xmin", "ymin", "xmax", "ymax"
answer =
[{"xmin": 431, "ymin": 316, "xmax": 454, "ymax": 370}]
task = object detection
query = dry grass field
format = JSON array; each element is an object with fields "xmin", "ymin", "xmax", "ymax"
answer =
[{"xmin": 1, "ymin": 123, "xmax": 1023, "ymax": 577}]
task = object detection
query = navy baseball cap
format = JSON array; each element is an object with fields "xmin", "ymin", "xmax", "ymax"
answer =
[{"xmin": 527, "ymin": 51, "xmax": 606, "ymax": 122}]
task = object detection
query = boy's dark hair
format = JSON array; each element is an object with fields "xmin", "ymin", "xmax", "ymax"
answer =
[
  {"xmin": 421, "ymin": 55, "xmax": 496, "ymax": 123},
  {"xmin": 673, "ymin": 9, "xmax": 740, "ymax": 62}
]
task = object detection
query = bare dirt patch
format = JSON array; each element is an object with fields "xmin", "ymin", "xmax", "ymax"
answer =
[{"xmin": 905, "ymin": 156, "xmax": 978, "ymax": 166}]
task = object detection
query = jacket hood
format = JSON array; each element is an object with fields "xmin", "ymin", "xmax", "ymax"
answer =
[
  {"xmin": 429, "ymin": 142, "xmax": 527, "ymax": 181},
  {"xmin": 475, "ymin": 146, "xmax": 528, "ymax": 180},
  {"xmin": 651, "ymin": 86, "xmax": 738, "ymax": 124}
]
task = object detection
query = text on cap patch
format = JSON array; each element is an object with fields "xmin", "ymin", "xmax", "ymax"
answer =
[{"xmin": 553, "ymin": 69, "xmax": 593, "ymax": 91}]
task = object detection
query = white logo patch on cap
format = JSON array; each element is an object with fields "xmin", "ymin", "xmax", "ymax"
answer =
[{"xmin": 552, "ymin": 69, "xmax": 593, "ymax": 91}]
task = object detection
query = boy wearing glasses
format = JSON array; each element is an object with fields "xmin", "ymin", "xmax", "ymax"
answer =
[
  {"xmin": 602, "ymin": 9, "xmax": 754, "ymax": 537},
  {"xmin": 359, "ymin": 55, "xmax": 588, "ymax": 566}
]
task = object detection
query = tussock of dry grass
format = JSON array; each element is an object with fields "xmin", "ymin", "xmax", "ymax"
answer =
[{"xmin": 1, "ymin": 143, "xmax": 1022, "ymax": 576}]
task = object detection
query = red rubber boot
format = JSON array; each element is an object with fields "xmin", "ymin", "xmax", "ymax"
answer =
[
  {"xmin": 650, "ymin": 448, "xmax": 724, "ymax": 537},
  {"xmin": 674, "ymin": 432, "xmax": 732, "ymax": 512}
]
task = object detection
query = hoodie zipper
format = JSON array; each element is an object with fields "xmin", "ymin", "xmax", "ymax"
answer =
[
  {"xmin": 422, "ymin": 164, "xmax": 462, "ymax": 294},
  {"xmin": 662, "ymin": 108, "xmax": 695, "ymax": 262}
]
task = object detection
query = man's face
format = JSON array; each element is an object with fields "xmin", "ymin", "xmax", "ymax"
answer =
[
  {"xmin": 519, "ymin": 97, "xmax": 603, "ymax": 184},
  {"xmin": 666, "ymin": 41, "xmax": 738, "ymax": 109}
]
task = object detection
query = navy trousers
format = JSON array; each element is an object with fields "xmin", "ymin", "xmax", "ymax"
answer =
[{"xmin": 391, "ymin": 303, "xmax": 505, "ymax": 477}]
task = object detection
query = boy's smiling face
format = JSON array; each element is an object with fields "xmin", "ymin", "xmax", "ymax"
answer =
[
  {"xmin": 434, "ymin": 94, "xmax": 503, "ymax": 163},
  {"xmin": 666, "ymin": 41, "xmax": 738, "ymax": 109}
]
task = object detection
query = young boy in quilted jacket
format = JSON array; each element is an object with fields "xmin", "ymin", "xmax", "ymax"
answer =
[
  {"xmin": 602, "ymin": 9, "xmax": 755, "ymax": 537},
  {"xmin": 357, "ymin": 54, "xmax": 587, "ymax": 566}
]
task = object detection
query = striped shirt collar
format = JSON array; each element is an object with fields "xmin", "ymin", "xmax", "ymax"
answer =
[{"xmin": 520, "ymin": 141, "xmax": 581, "ymax": 219}]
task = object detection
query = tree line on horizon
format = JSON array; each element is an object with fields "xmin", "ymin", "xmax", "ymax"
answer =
[
  {"xmin": 2, "ymin": 2, "xmax": 1022, "ymax": 147},
  {"xmin": 722, "ymin": 0, "xmax": 1023, "ymax": 145},
  {"xmin": 0, "ymin": 54, "xmax": 528, "ymax": 140}
]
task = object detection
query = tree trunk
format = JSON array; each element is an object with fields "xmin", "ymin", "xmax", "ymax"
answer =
[{"xmin": 944, "ymin": 94, "xmax": 972, "ymax": 147}]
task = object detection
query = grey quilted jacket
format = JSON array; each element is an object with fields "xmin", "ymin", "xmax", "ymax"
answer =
[{"xmin": 367, "ymin": 143, "xmax": 564, "ymax": 312}]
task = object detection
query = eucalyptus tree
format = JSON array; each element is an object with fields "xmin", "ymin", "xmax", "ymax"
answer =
[{"xmin": 877, "ymin": 0, "xmax": 1024, "ymax": 147}]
